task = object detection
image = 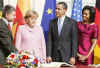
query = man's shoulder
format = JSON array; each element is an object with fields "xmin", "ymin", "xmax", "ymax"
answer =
[
  {"xmin": 65, "ymin": 16, "xmax": 76, "ymax": 23},
  {"xmin": 0, "ymin": 19, "xmax": 7, "ymax": 31},
  {"xmin": 0, "ymin": 19, "xmax": 4, "ymax": 23},
  {"xmin": 50, "ymin": 18, "xmax": 57, "ymax": 24},
  {"xmin": 51, "ymin": 18, "xmax": 57, "ymax": 22},
  {"xmin": 0, "ymin": 19, "xmax": 5, "ymax": 26}
]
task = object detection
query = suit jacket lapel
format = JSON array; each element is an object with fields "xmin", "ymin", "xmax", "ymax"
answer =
[
  {"xmin": 1, "ymin": 19, "xmax": 8, "ymax": 29},
  {"xmin": 54, "ymin": 17, "xmax": 69, "ymax": 38},
  {"xmin": 60, "ymin": 17, "xmax": 69, "ymax": 37},
  {"xmin": 1, "ymin": 19, "xmax": 13, "ymax": 40},
  {"xmin": 54, "ymin": 18, "xmax": 59, "ymax": 37}
]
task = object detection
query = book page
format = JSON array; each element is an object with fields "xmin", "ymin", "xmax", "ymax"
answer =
[{"xmin": 40, "ymin": 62, "xmax": 73, "ymax": 67}]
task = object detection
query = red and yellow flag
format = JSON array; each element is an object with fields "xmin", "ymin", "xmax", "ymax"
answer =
[
  {"xmin": 12, "ymin": 0, "xmax": 30, "ymax": 44},
  {"xmin": 94, "ymin": 0, "xmax": 100, "ymax": 64}
]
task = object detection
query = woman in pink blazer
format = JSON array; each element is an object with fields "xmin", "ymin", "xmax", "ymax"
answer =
[{"xmin": 15, "ymin": 10, "xmax": 46, "ymax": 63}]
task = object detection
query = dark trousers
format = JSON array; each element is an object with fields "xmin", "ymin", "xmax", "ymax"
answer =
[{"xmin": 52, "ymin": 50, "xmax": 63, "ymax": 62}]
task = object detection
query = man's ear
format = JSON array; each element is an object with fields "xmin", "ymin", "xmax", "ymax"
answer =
[
  {"xmin": 5, "ymin": 13, "xmax": 8, "ymax": 18},
  {"xmin": 64, "ymin": 8, "xmax": 67, "ymax": 13},
  {"xmin": 65, "ymin": 8, "xmax": 67, "ymax": 11}
]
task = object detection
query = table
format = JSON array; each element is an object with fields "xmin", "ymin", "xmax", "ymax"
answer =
[{"xmin": 0, "ymin": 65, "xmax": 100, "ymax": 68}]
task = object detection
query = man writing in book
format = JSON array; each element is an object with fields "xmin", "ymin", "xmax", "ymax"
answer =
[{"xmin": 46, "ymin": 2, "xmax": 78, "ymax": 65}]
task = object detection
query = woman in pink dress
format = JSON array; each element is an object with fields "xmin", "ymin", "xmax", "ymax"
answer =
[
  {"xmin": 76, "ymin": 6, "xmax": 98, "ymax": 65},
  {"xmin": 15, "ymin": 10, "xmax": 46, "ymax": 63}
]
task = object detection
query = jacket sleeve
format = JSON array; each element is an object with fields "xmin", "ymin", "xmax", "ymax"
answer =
[
  {"xmin": 40, "ymin": 26, "xmax": 46, "ymax": 62},
  {"xmin": 71, "ymin": 20, "xmax": 78, "ymax": 57},
  {"xmin": 46, "ymin": 20, "xmax": 53, "ymax": 57}
]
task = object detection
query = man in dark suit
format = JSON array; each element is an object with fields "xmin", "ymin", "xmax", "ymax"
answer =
[
  {"xmin": 0, "ymin": 5, "xmax": 17, "ymax": 64},
  {"xmin": 46, "ymin": 2, "xmax": 78, "ymax": 64}
]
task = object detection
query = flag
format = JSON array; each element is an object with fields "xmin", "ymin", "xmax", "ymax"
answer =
[
  {"xmin": 94, "ymin": 0, "xmax": 100, "ymax": 64},
  {"xmin": 12, "ymin": 0, "xmax": 30, "ymax": 44},
  {"xmin": 41, "ymin": 0, "xmax": 56, "ymax": 42},
  {"xmin": 71, "ymin": 0, "xmax": 82, "ymax": 22},
  {"xmin": 0, "ymin": 11, "xmax": 2, "ymax": 19}
]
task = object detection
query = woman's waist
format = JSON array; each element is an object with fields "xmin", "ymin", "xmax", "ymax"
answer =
[
  {"xmin": 78, "ymin": 37, "xmax": 91, "ymax": 41},
  {"xmin": 78, "ymin": 46, "xmax": 91, "ymax": 55}
]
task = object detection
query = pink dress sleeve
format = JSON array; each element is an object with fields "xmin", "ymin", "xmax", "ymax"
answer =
[
  {"xmin": 15, "ymin": 26, "xmax": 22, "ymax": 51},
  {"xmin": 40, "ymin": 26, "xmax": 46, "ymax": 63},
  {"xmin": 92, "ymin": 25, "xmax": 98, "ymax": 39}
]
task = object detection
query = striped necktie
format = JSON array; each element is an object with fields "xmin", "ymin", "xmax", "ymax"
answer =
[{"xmin": 8, "ymin": 23, "xmax": 11, "ymax": 31}]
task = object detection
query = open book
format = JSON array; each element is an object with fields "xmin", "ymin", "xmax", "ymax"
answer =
[{"xmin": 40, "ymin": 62, "xmax": 73, "ymax": 67}]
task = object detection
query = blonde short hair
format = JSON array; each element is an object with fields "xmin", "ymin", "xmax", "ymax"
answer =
[{"xmin": 24, "ymin": 10, "xmax": 38, "ymax": 19}]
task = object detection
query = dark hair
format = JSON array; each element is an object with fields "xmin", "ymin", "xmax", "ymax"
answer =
[
  {"xmin": 82, "ymin": 5, "xmax": 96, "ymax": 23},
  {"xmin": 2, "ymin": 5, "xmax": 16, "ymax": 17},
  {"xmin": 57, "ymin": 2, "xmax": 68, "ymax": 9}
]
